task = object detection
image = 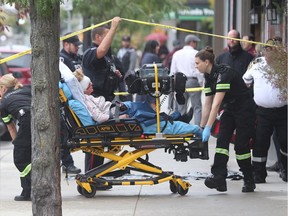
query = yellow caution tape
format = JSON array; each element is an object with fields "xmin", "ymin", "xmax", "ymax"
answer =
[
  {"xmin": 114, "ymin": 87, "xmax": 204, "ymax": 95},
  {"xmin": 0, "ymin": 19, "xmax": 112, "ymax": 65},
  {"xmin": 122, "ymin": 18, "xmax": 272, "ymax": 47},
  {"xmin": 0, "ymin": 17, "xmax": 274, "ymax": 66}
]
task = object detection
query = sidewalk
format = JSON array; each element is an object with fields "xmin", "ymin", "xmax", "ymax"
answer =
[{"xmin": 0, "ymin": 137, "xmax": 287, "ymax": 216}]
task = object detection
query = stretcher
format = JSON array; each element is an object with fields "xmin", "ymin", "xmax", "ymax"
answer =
[{"xmin": 59, "ymin": 63, "xmax": 209, "ymax": 198}]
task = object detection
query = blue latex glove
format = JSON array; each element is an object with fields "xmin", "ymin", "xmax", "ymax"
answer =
[
  {"xmin": 202, "ymin": 126, "xmax": 211, "ymax": 142},
  {"xmin": 190, "ymin": 125, "xmax": 202, "ymax": 137}
]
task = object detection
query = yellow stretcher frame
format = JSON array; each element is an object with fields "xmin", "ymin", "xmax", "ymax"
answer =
[{"xmin": 59, "ymin": 64, "xmax": 208, "ymax": 198}]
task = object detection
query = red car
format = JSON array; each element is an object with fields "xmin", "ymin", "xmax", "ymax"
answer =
[{"xmin": 0, "ymin": 45, "xmax": 32, "ymax": 85}]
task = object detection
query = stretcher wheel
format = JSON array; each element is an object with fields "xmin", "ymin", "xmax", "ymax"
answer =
[
  {"xmin": 82, "ymin": 185, "xmax": 96, "ymax": 198},
  {"xmin": 177, "ymin": 184, "xmax": 188, "ymax": 196},
  {"xmin": 169, "ymin": 180, "xmax": 177, "ymax": 193},
  {"xmin": 77, "ymin": 185, "xmax": 83, "ymax": 195}
]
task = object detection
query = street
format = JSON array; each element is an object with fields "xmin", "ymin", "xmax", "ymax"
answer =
[{"xmin": 0, "ymin": 136, "xmax": 287, "ymax": 216}]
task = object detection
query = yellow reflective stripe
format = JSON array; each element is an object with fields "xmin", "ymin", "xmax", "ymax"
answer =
[
  {"xmin": 236, "ymin": 152, "xmax": 251, "ymax": 160},
  {"xmin": 2, "ymin": 114, "xmax": 13, "ymax": 123},
  {"xmin": 20, "ymin": 164, "xmax": 31, "ymax": 178},
  {"xmin": 204, "ymin": 87, "xmax": 212, "ymax": 94},
  {"xmin": 215, "ymin": 148, "xmax": 229, "ymax": 157},
  {"xmin": 216, "ymin": 83, "xmax": 230, "ymax": 90}
]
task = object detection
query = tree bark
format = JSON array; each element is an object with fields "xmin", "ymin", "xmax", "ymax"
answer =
[{"xmin": 29, "ymin": 1, "xmax": 62, "ymax": 215}]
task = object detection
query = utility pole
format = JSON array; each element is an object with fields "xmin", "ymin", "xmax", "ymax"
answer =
[{"xmin": 60, "ymin": 0, "xmax": 73, "ymax": 33}]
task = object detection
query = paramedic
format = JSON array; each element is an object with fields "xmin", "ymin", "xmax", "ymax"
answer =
[
  {"xmin": 82, "ymin": 17, "xmax": 122, "ymax": 173},
  {"xmin": 0, "ymin": 74, "xmax": 32, "ymax": 201},
  {"xmin": 195, "ymin": 47, "xmax": 256, "ymax": 193}
]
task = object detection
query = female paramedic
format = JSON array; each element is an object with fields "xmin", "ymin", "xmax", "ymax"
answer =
[
  {"xmin": 195, "ymin": 47, "xmax": 256, "ymax": 193},
  {"xmin": 0, "ymin": 74, "xmax": 32, "ymax": 201}
]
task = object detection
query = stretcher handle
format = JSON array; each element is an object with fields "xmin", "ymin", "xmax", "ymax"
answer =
[{"xmin": 154, "ymin": 63, "xmax": 161, "ymax": 134}]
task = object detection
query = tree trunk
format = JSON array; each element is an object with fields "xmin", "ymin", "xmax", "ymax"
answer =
[{"xmin": 29, "ymin": 1, "xmax": 62, "ymax": 215}]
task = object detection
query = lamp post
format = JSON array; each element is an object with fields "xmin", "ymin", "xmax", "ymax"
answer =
[
  {"xmin": 249, "ymin": 6, "xmax": 258, "ymax": 24},
  {"xmin": 266, "ymin": 0, "xmax": 277, "ymax": 21}
]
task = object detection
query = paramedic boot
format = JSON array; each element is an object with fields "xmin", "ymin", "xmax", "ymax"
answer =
[
  {"xmin": 63, "ymin": 164, "xmax": 81, "ymax": 174},
  {"xmin": 204, "ymin": 175, "xmax": 227, "ymax": 192},
  {"xmin": 242, "ymin": 175, "xmax": 256, "ymax": 193},
  {"xmin": 14, "ymin": 189, "xmax": 31, "ymax": 201},
  {"xmin": 279, "ymin": 169, "xmax": 287, "ymax": 182}
]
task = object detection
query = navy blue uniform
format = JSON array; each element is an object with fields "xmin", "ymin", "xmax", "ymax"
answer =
[
  {"xmin": 204, "ymin": 65, "xmax": 255, "ymax": 179},
  {"xmin": 0, "ymin": 86, "xmax": 31, "ymax": 198},
  {"xmin": 82, "ymin": 44, "xmax": 119, "ymax": 101},
  {"xmin": 60, "ymin": 49, "xmax": 82, "ymax": 72}
]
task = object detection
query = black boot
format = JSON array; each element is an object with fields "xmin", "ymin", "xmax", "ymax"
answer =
[
  {"xmin": 15, "ymin": 189, "xmax": 31, "ymax": 201},
  {"xmin": 204, "ymin": 175, "xmax": 227, "ymax": 192},
  {"xmin": 242, "ymin": 176, "xmax": 256, "ymax": 193},
  {"xmin": 279, "ymin": 169, "xmax": 287, "ymax": 182}
]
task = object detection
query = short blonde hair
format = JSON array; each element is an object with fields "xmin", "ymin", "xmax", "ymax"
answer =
[
  {"xmin": 73, "ymin": 69, "xmax": 84, "ymax": 82},
  {"xmin": 0, "ymin": 74, "xmax": 23, "ymax": 89}
]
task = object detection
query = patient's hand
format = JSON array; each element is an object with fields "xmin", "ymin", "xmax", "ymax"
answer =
[{"xmin": 119, "ymin": 114, "xmax": 129, "ymax": 119}]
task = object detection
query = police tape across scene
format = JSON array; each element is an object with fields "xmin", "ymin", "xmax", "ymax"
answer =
[{"xmin": 0, "ymin": 17, "xmax": 274, "ymax": 66}]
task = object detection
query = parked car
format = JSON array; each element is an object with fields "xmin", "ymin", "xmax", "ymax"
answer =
[{"xmin": 0, "ymin": 45, "xmax": 32, "ymax": 85}]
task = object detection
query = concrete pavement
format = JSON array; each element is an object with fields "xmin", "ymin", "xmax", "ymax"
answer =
[{"xmin": 0, "ymin": 137, "xmax": 287, "ymax": 216}]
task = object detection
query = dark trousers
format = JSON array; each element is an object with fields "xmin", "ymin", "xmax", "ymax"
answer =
[
  {"xmin": 13, "ymin": 115, "xmax": 31, "ymax": 196},
  {"xmin": 253, "ymin": 105, "xmax": 287, "ymax": 177},
  {"xmin": 85, "ymin": 153, "xmax": 104, "ymax": 172},
  {"xmin": 60, "ymin": 118, "xmax": 74, "ymax": 167},
  {"xmin": 211, "ymin": 97, "xmax": 255, "ymax": 179}
]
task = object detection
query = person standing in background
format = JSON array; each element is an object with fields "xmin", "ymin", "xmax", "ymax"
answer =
[
  {"xmin": 216, "ymin": 30, "xmax": 254, "ymax": 77},
  {"xmin": 117, "ymin": 35, "xmax": 138, "ymax": 101},
  {"xmin": 170, "ymin": 34, "xmax": 203, "ymax": 126},
  {"xmin": 241, "ymin": 34, "xmax": 256, "ymax": 57},
  {"xmin": 135, "ymin": 40, "xmax": 161, "ymax": 106}
]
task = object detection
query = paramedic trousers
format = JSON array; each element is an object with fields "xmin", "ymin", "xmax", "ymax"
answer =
[
  {"xmin": 252, "ymin": 105, "xmax": 287, "ymax": 178},
  {"xmin": 13, "ymin": 113, "xmax": 32, "ymax": 197},
  {"xmin": 211, "ymin": 96, "xmax": 255, "ymax": 179}
]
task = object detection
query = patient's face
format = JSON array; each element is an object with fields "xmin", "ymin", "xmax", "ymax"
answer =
[{"xmin": 84, "ymin": 82, "xmax": 93, "ymax": 95}]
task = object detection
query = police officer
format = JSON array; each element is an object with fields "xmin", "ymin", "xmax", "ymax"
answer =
[
  {"xmin": 82, "ymin": 17, "xmax": 122, "ymax": 173},
  {"xmin": 59, "ymin": 33, "xmax": 82, "ymax": 174},
  {"xmin": 60, "ymin": 33, "xmax": 83, "ymax": 71},
  {"xmin": 195, "ymin": 47, "xmax": 256, "ymax": 193},
  {"xmin": 82, "ymin": 17, "xmax": 122, "ymax": 102},
  {"xmin": 243, "ymin": 38, "xmax": 287, "ymax": 183},
  {"xmin": 0, "ymin": 74, "xmax": 32, "ymax": 201}
]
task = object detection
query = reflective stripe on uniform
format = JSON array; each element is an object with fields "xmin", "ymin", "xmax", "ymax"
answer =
[
  {"xmin": 204, "ymin": 87, "xmax": 212, "ymax": 94},
  {"xmin": 216, "ymin": 83, "xmax": 230, "ymax": 90},
  {"xmin": 2, "ymin": 114, "xmax": 13, "ymax": 123},
  {"xmin": 280, "ymin": 149, "xmax": 288, "ymax": 157},
  {"xmin": 236, "ymin": 152, "xmax": 251, "ymax": 160},
  {"xmin": 215, "ymin": 148, "xmax": 229, "ymax": 157},
  {"xmin": 20, "ymin": 164, "xmax": 31, "ymax": 178},
  {"xmin": 252, "ymin": 156, "xmax": 267, "ymax": 163}
]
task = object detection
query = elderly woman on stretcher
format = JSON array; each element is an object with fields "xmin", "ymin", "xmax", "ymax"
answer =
[{"xmin": 60, "ymin": 63, "xmax": 202, "ymax": 137}]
